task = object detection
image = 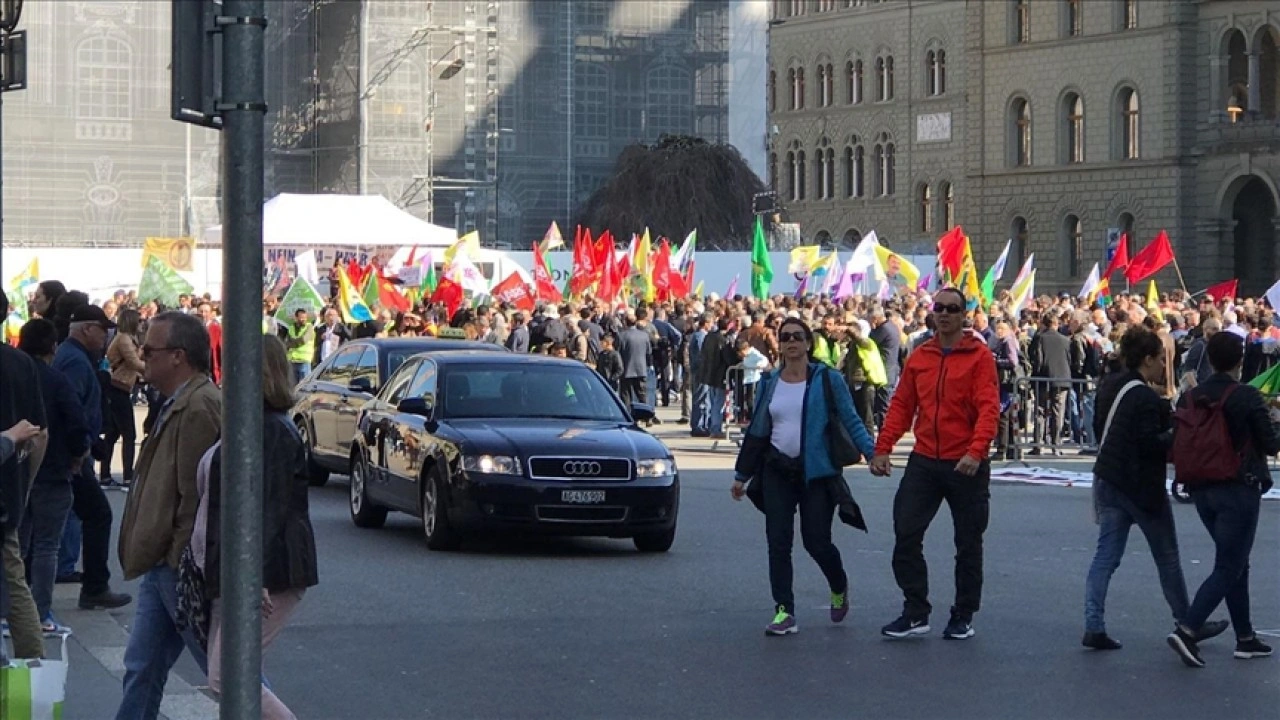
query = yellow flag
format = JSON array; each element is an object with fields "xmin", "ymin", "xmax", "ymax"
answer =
[
  {"xmin": 142, "ymin": 237, "xmax": 195, "ymax": 271},
  {"xmin": 635, "ymin": 229, "xmax": 655, "ymax": 302},
  {"xmin": 10, "ymin": 258, "xmax": 38, "ymax": 289},
  {"xmin": 1147, "ymin": 280, "xmax": 1164, "ymax": 322},
  {"xmin": 874, "ymin": 246, "xmax": 920, "ymax": 293},
  {"xmin": 445, "ymin": 231, "xmax": 480, "ymax": 265},
  {"xmin": 789, "ymin": 246, "xmax": 822, "ymax": 275}
]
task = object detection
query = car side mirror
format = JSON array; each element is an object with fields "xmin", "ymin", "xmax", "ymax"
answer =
[
  {"xmin": 397, "ymin": 397, "xmax": 433, "ymax": 419},
  {"xmin": 630, "ymin": 403, "xmax": 655, "ymax": 423},
  {"xmin": 348, "ymin": 376, "xmax": 374, "ymax": 394}
]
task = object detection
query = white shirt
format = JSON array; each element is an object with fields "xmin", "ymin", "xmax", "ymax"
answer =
[
  {"xmin": 768, "ymin": 377, "xmax": 807, "ymax": 459},
  {"xmin": 741, "ymin": 348, "xmax": 770, "ymax": 384}
]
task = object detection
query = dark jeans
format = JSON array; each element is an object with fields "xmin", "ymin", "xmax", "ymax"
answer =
[
  {"xmin": 72, "ymin": 464, "xmax": 115, "ymax": 596},
  {"xmin": 1038, "ymin": 385, "xmax": 1068, "ymax": 448},
  {"xmin": 20, "ymin": 480, "xmax": 74, "ymax": 620},
  {"xmin": 762, "ymin": 451, "xmax": 846, "ymax": 615},
  {"xmin": 892, "ymin": 454, "xmax": 990, "ymax": 622},
  {"xmin": 101, "ymin": 384, "xmax": 137, "ymax": 482},
  {"xmin": 679, "ymin": 366, "xmax": 691, "ymax": 419},
  {"xmin": 873, "ymin": 381, "xmax": 896, "ymax": 429},
  {"xmin": 1184, "ymin": 482, "xmax": 1260, "ymax": 638},
  {"xmin": 848, "ymin": 382, "xmax": 875, "ymax": 432},
  {"xmin": 1084, "ymin": 478, "xmax": 1189, "ymax": 634},
  {"xmin": 654, "ymin": 354, "xmax": 673, "ymax": 406},
  {"xmin": 620, "ymin": 377, "xmax": 648, "ymax": 406}
]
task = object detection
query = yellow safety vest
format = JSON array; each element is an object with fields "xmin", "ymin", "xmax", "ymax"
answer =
[
  {"xmin": 813, "ymin": 334, "xmax": 841, "ymax": 367},
  {"xmin": 286, "ymin": 322, "xmax": 315, "ymax": 364},
  {"xmin": 855, "ymin": 340, "xmax": 888, "ymax": 386}
]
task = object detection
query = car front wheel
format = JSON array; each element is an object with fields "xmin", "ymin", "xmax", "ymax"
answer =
[
  {"xmin": 298, "ymin": 419, "xmax": 330, "ymax": 488},
  {"xmin": 349, "ymin": 455, "xmax": 387, "ymax": 529},
  {"xmin": 421, "ymin": 471, "xmax": 461, "ymax": 551}
]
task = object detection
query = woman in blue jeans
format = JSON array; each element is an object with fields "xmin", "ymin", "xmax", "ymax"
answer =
[
  {"xmin": 1084, "ymin": 326, "xmax": 1226, "ymax": 650},
  {"xmin": 731, "ymin": 318, "xmax": 877, "ymax": 635}
]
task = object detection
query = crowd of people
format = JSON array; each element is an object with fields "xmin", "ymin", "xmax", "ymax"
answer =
[{"xmin": 0, "ymin": 270, "xmax": 1275, "ymax": 720}]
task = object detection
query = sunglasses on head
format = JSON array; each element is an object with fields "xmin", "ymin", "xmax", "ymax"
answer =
[
  {"xmin": 778, "ymin": 330, "xmax": 807, "ymax": 342},
  {"xmin": 932, "ymin": 302, "xmax": 965, "ymax": 314}
]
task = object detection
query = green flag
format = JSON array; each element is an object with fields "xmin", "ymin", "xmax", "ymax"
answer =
[
  {"xmin": 137, "ymin": 255, "xmax": 194, "ymax": 308},
  {"xmin": 274, "ymin": 277, "xmax": 326, "ymax": 321},
  {"xmin": 421, "ymin": 254, "xmax": 438, "ymax": 295},
  {"xmin": 361, "ymin": 272, "xmax": 379, "ymax": 310},
  {"xmin": 750, "ymin": 216, "xmax": 773, "ymax": 300},
  {"xmin": 1249, "ymin": 362, "xmax": 1280, "ymax": 396}
]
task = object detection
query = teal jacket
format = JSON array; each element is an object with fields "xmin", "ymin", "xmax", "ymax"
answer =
[{"xmin": 733, "ymin": 362, "xmax": 877, "ymax": 484}]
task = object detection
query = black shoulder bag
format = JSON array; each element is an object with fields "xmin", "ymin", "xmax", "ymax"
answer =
[{"xmin": 823, "ymin": 369, "xmax": 863, "ymax": 467}]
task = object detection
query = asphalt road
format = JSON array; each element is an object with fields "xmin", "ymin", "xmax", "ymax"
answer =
[{"xmin": 60, "ymin": 460, "xmax": 1280, "ymax": 720}]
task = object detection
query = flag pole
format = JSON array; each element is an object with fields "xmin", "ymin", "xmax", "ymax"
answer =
[{"xmin": 1171, "ymin": 256, "xmax": 1189, "ymax": 294}]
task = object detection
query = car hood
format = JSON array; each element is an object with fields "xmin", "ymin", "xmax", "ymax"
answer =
[{"xmin": 442, "ymin": 418, "xmax": 671, "ymax": 459}]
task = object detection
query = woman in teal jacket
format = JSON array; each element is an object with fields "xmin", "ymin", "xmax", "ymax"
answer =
[{"xmin": 732, "ymin": 318, "xmax": 877, "ymax": 635}]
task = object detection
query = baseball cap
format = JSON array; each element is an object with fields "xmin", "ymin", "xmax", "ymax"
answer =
[{"xmin": 69, "ymin": 304, "xmax": 116, "ymax": 330}]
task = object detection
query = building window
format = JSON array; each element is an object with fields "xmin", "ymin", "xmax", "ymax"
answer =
[
  {"xmin": 845, "ymin": 142, "xmax": 865, "ymax": 198},
  {"xmin": 797, "ymin": 67, "xmax": 806, "ymax": 109},
  {"xmin": 940, "ymin": 181, "xmax": 954, "ymax": 230},
  {"xmin": 76, "ymin": 36, "xmax": 133, "ymax": 121},
  {"xmin": 847, "ymin": 59, "xmax": 863, "ymax": 104},
  {"xmin": 788, "ymin": 68, "xmax": 798, "ymax": 110},
  {"xmin": 1010, "ymin": 97, "xmax": 1032, "ymax": 167},
  {"xmin": 769, "ymin": 69, "xmax": 777, "ymax": 112},
  {"xmin": 647, "ymin": 63, "xmax": 692, "ymax": 135},
  {"xmin": 1011, "ymin": 216, "xmax": 1029, "ymax": 266},
  {"xmin": 1013, "ymin": 0, "xmax": 1030, "ymax": 44},
  {"xmin": 787, "ymin": 151, "xmax": 797, "ymax": 201},
  {"xmin": 919, "ymin": 184, "xmax": 933, "ymax": 233},
  {"xmin": 1226, "ymin": 30, "xmax": 1248, "ymax": 121},
  {"xmin": 818, "ymin": 0, "xmax": 836, "ymax": 11},
  {"xmin": 842, "ymin": 229, "xmax": 862, "ymax": 248},
  {"xmin": 1063, "ymin": 214, "xmax": 1084, "ymax": 278},
  {"xmin": 825, "ymin": 146, "xmax": 835, "ymax": 199},
  {"xmin": 788, "ymin": 140, "xmax": 806, "ymax": 201},
  {"xmin": 925, "ymin": 49, "xmax": 946, "ymax": 96},
  {"xmin": 874, "ymin": 133, "xmax": 895, "ymax": 196},
  {"xmin": 1117, "ymin": 212, "xmax": 1136, "ymax": 251},
  {"xmin": 1260, "ymin": 28, "xmax": 1279, "ymax": 120},
  {"xmin": 818, "ymin": 63, "xmax": 834, "ymax": 107},
  {"xmin": 575, "ymin": 63, "xmax": 609, "ymax": 139},
  {"xmin": 1066, "ymin": 0, "xmax": 1083, "ymax": 38},
  {"xmin": 1123, "ymin": 0, "xmax": 1137, "ymax": 30},
  {"xmin": 789, "ymin": 0, "xmax": 805, "ymax": 17},
  {"xmin": 874, "ymin": 55, "xmax": 894, "ymax": 100},
  {"xmin": 813, "ymin": 138, "xmax": 833, "ymax": 199},
  {"xmin": 797, "ymin": 150, "xmax": 807, "ymax": 200},
  {"xmin": 1117, "ymin": 87, "xmax": 1139, "ymax": 160},
  {"xmin": 843, "ymin": 146, "xmax": 854, "ymax": 197},
  {"xmin": 1063, "ymin": 93, "xmax": 1084, "ymax": 164},
  {"xmin": 769, "ymin": 152, "xmax": 779, "ymax": 191}
]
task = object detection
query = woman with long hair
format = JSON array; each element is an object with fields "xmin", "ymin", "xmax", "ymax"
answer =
[
  {"xmin": 188, "ymin": 336, "xmax": 318, "ymax": 719},
  {"xmin": 731, "ymin": 318, "xmax": 877, "ymax": 635},
  {"xmin": 101, "ymin": 308, "xmax": 144, "ymax": 486}
]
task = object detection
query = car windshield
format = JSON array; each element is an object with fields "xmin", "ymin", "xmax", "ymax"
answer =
[
  {"xmin": 386, "ymin": 349, "xmax": 423, "ymax": 377},
  {"xmin": 440, "ymin": 364, "xmax": 628, "ymax": 422}
]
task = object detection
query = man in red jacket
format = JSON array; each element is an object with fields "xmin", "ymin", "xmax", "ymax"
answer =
[{"xmin": 870, "ymin": 287, "xmax": 1000, "ymax": 641}]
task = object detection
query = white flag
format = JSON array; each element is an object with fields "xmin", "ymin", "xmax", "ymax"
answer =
[
  {"xmin": 1011, "ymin": 253, "xmax": 1035, "ymax": 289},
  {"xmin": 1077, "ymin": 263, "xmax": 1101, "ymax": 299},
  {"xmin": 848, "ymin": 230, "xmax": 884, "ymax": 281},
  {"xmin": 294, "ymin": 250, "xmax": 320, "ymax": 287},
  {"xmin": 1265, "ymin": 278, "xmax": 1280, "ymax": 313},
  {"xmin": 990, "ymin": 239, "xmax": 1012, "ymax": 282}
]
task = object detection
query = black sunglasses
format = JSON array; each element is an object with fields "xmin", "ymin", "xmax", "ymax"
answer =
[
  {"xmin": 778, "ymin": 331, "xmax": 807, "ymax": 342},
  {"xmin": 932, "ymin": 302, "xmax": 965, "ymax": 314}
]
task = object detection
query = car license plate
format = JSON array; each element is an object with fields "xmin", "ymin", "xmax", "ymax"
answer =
[{"xmin": 561, "ymin": 490, "xmax": 606, "ymax": 504}]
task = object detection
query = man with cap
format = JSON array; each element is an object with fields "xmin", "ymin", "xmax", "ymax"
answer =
[{"xmin": 52, "ymin": 304, "xmax": 131, "ymax": 611}]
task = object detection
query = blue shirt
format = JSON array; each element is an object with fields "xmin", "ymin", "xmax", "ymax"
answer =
[{"xmin": 52, "ymin": 338, "xmax": 103, "ymax": 441}]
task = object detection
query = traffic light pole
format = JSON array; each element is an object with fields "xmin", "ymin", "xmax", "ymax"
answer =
[{"xmin": 216, "ymin": 0, "xmax": 266, "ymax": 717}]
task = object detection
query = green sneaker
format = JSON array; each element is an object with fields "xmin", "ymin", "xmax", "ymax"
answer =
[
  {"xmin": 831, "ymin": 591, "xmax": 849, "ymax": 623},
  {"xmin": 765, "ymin": 606, "xmax": 797, "ymax": 636}
]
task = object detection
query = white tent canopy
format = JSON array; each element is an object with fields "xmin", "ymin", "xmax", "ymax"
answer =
[{"xmin": 201, "ymin": 193, "xmax": 457, "ymax": 248}]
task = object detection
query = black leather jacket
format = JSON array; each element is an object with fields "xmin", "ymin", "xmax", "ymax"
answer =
[{"xmin": 205, "ymin": 412, "xmax": 319, "ymax": 599}]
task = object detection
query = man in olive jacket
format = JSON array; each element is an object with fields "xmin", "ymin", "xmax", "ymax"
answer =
[{"xmin": 115, "ymin": 311, "xmax": 221, "ymax": 720}]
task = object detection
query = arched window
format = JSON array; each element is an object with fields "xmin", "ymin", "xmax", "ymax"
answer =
[
  {"xmin": 843, "ymin": 146, "xmax": 854, "ymax": 198},
  {"xmin": 1013, "ymin": 0, "xmax": 1030, "ymax": 44},
  {"xmin": 814, "ymin": 230, "xmax": 833, "ymax": 247},
  {"xmin": 1258, "ymin": 27, "xmax": 1279, "ymax": 120},
  {"xmin": 1226, "ymin": 31, "xmax": 1248, "ymax": 121},
  {"xmin": 1062, "ymin": 214, "xmax": 1084, "ymax": 278},
  {"xmin": 940, "ymin": 181, "xmax": 954, "ymax": 230},
  {"xmin": 874, "ymin": 133, "xmax": 895, "ymax": 196},
  {"xmin": 875, "ymin": 56, "xmax": 894, "ymax": 102},
  {"xmin": 1117, "ymin": 212, "xmax": 1136, "ymax": 252},
  {"xmin": 647, "ymin": 63, "xmax": 692, "ymax": 135},
  {"xmin": 919, "ymin": 184, "xmax": 933, "ymax": 233},
  {"xmin": 926, "ymin": 50, "xmax": 945, "ymax": 96},
  {"xmin": 797, "ymin": 67, "xmax": 806, "ymax": 109},
  {"xmin": 1123, "ymin": 0, "xmax": 1137, "ymax": 30},
  {"xmin": 926, "ymin": 51, "xmax": 936, "ymax": 96},
  {"xmin": 1010, "ymin": 97, "xmax": 1032, "ymax": 167},
  {"xmin": 816, "ymin": 64, "xmax": 827, "ymax": 107},
  {"xmin": 787, "ymin": 150, "xmax": 797, "ymax": 201},
  {"xmin": 820, "ymin": 63, "xmax": 834, "ymax": 107},
  {"xmin": 873, "ymin": 144, "xmax": 884, "ymax": 196},
  {"xmin": 825, "ymin": 146, "xmax": 835, "ymax": 199},
  {"xmin": 788, "ymin": 68, "xmax": 798, "ymax": 110},
  {"xmin": 885, "ymin": 56, "xmax": 895, "ymax": 100},
  {"xmin": 1116, "ymin": 87, "xmax": 1139, "ymax": 160},
  {"xmin": 576, "ymin": 63, "xmax": 610, "ymax": 139},
  {"xmin": 1063, "ymin": 92, "xmax": 1084, "ymax": 164},
  {"xmin": 875, "ymin": 57, "xmax": 885, "ymax": 101},
  {"xmin": 1010, "ymin": 216, "xmax": 1029, "ymax": 267},
  {"xmin": 815, "ymin": 141, "xmax": 827, "ymax": 199},
  {"xmin": 842, "ymin": 229, "xmax": 862, "ymax": 248},
  {"xmin": 1066, "ymin": 0, "xmax": 1083, "ymax": 38},
  {"xmin": 76, "ymin": 36, "xmax": 133, "ymax": 121},
  {"xmin": 854, "ymin": 145, "xmax": 865, "ymax": 197},
  {"xmin": 846, "ymin": 60, "xmax": 863, "ymax": 104},
  {"xmin": 769, "ymin": 152, "xmax": 779, "ymax": 191},
  {"xmin": 797, "ymin": 150, "xmax": 807, "ymax": 199},
  {"xmin": 768, "ymin": 69, "xmax": 777, "ymax": 112}
]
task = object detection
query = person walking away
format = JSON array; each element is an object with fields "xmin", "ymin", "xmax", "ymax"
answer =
[
  {"xmin": 615, "ymin": 315, "xmax": 652, "ymax": 407},
  {"xmin": 1166, "ymin": 332, "xmax": 1280, "ymax": 667},
  {"xmin": 688, "ymin": 314, "xmax": 712, "ymax": 436},
  {"xmin": 1028, "ymin": 313, "xmax": 1071, "ymax": 455},
  {"xmin": 731, "ymin": 318, "xmax": 876, "ymax": 635},
  {"xmin": 698, "ymin": 317, "xmax": 736, "ymax": 440},
  {"xmin": 102, "ymin": 308, "xmax": 145, "ymax": 486},
  {"xmin": 733, "ymin": 339, "xmax": 771, "ymax": 424},
  {"xmin": 283, "ymin": 308, "xmax": 316, "ymax": 383},
  {"xmin": 1083, "ymin": 326, "xmax": 1225, "ymax": 652},
  {"xmin": 191, "ymin": 336, "xmax": 318, "ymax": 718},
  {"xmin": 53, "ymin": 304, "xmax": 132, "ymax": 611},
  {"xmin": 1179, "ymin": 318, "xmax": 1222, "ymax": 390},
  {"xmin": 595, "ymin": 335, "xmax": 624, "ymax": 392},
  {"xmin": 989, "ymin": 319, "xmax": 1022, "ymax": 460},
  {"xmin": 870, "ymin": 288, "xmax": 1001, "ymax": 640},
  {"xmin": 19, "ymin": 319, "xmax": 89, "ymax": 635},
  {"xmin": 838, "ymin": 320, "xmax": 885, "ymax": 433},
  {"xmin": 116, "ymin": 312, "xmax": 222, "ymax": 720},
  {"xmin": 869, "ymin": 308, "xmax": 902, "ymax": 427}
]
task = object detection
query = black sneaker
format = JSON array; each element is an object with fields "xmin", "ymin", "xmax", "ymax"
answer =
[
  {"xmin": 942, "ymin": 616, "xmax": 975, "ymax": 640},
  {"xmin": 1082, "ymin": 631, "xmax": 1122, "ymax": 650},
  {"xmin": 79, "ymin": 589, "xmax": 132, "ymax": 610},
  {"xmin": 881, "ymin": 615, "xmax": 930, "ymax": 639},
  {"xmin": 1234, "ymin": 637, "xmax": 1273, "ymax": 660},
  {"xmin": 1195, "ymin": 619, "xmax": 1230, "ymax": 642},
  {"xmin": 1166, "ymin": 627, "xmax": 1206, "ymax": 668}
]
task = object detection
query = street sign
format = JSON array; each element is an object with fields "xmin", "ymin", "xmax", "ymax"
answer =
[
  {"xmin": 171, "ymin": 0, "xmax": 223, "ymax": 129},
  {"xmin": 0, "ymin": 29, "xmax": 24, "ymax": 92},
  {"xmin": 1105, "ymin": 227, "xmax": 1121, "ymax": 263}
]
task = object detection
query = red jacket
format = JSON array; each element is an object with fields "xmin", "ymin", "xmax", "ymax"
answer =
[
  {"xmin": 207, "ymin": 321, "xmax": 222, "ymax": 385},
  {"xmin": 873, "ymin": 330, "xmax": 1000, "ymax": 461}
]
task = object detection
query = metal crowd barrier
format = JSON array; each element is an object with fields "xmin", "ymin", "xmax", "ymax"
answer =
[
  {"xmin": 1008, "ymin": 376, "xmax": 1100, "ymax": 459},
  {"xmin": 712, "ymin": 364, "xmax": 749, "ymax": 451}
]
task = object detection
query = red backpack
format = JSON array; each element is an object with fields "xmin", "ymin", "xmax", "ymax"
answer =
[{"xmin": 1171, "ymin": 384, "xmax": 1244, "ymax": 486}]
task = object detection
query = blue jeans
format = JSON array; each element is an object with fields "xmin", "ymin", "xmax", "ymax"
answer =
[
  {"xmin": 707, "ymin": 387, "xmax": 727, "ymax": 436},
  {"xmin": 291, "ymin": 362, "xmax": 311, "ymax": 384},
  {"xmin": 20, "ymin": 481, "xmax": 74, "ymax": 621},
  {"xmin": 117, "ymin": 566, "xmax": 209, "ymax": 720},
  {"xmin": 1081, "ymin": 387, "xmax": 1097, "ymax": 446},
  {"xmin": 1084, "ymin": 478, "xmax": 1189, "ymax": 634},
  {"xmin": 691, "ymin": 383, "xmax": 710, "ymax": 433},
  {"xmin": 1184, "ymin": 482, "xmax": 1260, "ymax": 638}
]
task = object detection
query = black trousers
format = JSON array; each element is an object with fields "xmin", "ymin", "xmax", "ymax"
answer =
[
  {"xmin": 849, "ymin": 382, "xmax": 876, "ymax": 432},
  {"xmin": 763, "ymin": 452, "xmax": 847, "ymax": 615},
  {"xmin": 71, "ymin": 464, "xmax": 114, "ymax": 595},
  {"xmin": 620, "ymin": 377, "xmax": 647, "ymax": 406},
  {"xmin": 891, "ymin": 454, "xmax": 990, "ymax": 622},
  {"xmin": 654, "ymin": 353, "xmax": 673, "ymax": 406},
  {"xmin": 100, "ymin": 384, "xmax": 137, "ymax": 481},
  {"xmin": 1038, "ymin": 385, "xmax": 1068, "ymax": 448}
]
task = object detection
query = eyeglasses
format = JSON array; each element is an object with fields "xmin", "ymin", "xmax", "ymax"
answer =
[
  {"xmin": 778, "ymin": 331, "xmax": 807, "ymax": 343},
  {"xmin": 141, "ymin": 345, "xmax": 180, "ymax": 359},
  {"xmin": 932, "ymin": 303, "xmax": 965, "ymax": 315}
]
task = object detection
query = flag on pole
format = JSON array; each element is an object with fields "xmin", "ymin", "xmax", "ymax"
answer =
[
  {"xmin": 1011, "ymin": 253, "xmax": 1035, "ymax": 290},
  {"xmin": 137, "ymin": 255, "xmax": 195, "ymax": 307},
  {"xmin": 274, "ymin": 276, "xmax": 326, "ymax": 320},
  {"xmin": 9, "ymin": 258, "xmax": 38, "ymax": 291},
  {"xmin": 1265, "ymin": 278, "xmax": 1280, "ymax": 311},
  {"xmin": 789, "ymin": 246, "xmax": 822, "ymax": 276},
  {"xmin": 750, "ymin": 217, "xmax": 773, "ymax": 300},
  {"xmin": 1203, "ymin": 278, "xmax": 1238, "ymax": 302},
  {"xmin": 1077, "ymin": 263, "xmax": 1101, "ymax": 300},
  {"xmin": 1124, "ymin": 230, "xmax": 1175, "ymax": 284},
  {"xmin": 848, "ymin": 230, "xmax": 884, "ymax": 280},
  {"xmin": 532, "ymin": 243, "xmax": 562, "ymax": 303},
  {"xmin": 142, "ymin": 237, "xmax": 196, "ymax": 271},
  {"xmin": 874, "ymin": 246, "xmax": 920, "ymax": 296},
  {"xmin": 979, "ymin": 239, "xmax": 1012, "ymax": 303},
  {"xmin": 420, "ymin": 250, "xmax": 438, "ymax": 295},
  {"xmin": 445, "ymin": 231, "xmax": 480, "ymax": 265},
  {"xmin": 725, "ymin": 275, "xmax": 739, "ymax": 299},
  {"xmin": 1146, "ymin": 280, "xmax": 1164, "ymax": 322},
  {"xmin": 936, "ymin": 226, "xmax": 967, "ymax": 282},
  {"xmin": 1010, "ymin": 269, "xmax": 1037, "ymax": 315},
  {"xmin": 490, "ymin": 272, "xmax": 536, "ymax": 312},
  {"xmin": 294, "ymin": 250, "xmax": 320, "ymax": 287},
  {"xmin": 1103, "ymin": 232, "xmax": 1129, "ymax": 279},
  {"xmin": 693, "ymin": 280, "xmax": 705, "ymax": 298},
  {"xmin": 1249, "ymin": 362, "xmax": 1280, "ymax": 395},
  {"xmin": 634, "ymin": 229, "xmax": 655, "ymax": 302},
  {"xmin": 335, "ymin": 266, "xmax": 374, "ymax": 323},
  {"xmin": 672, "ymin": 229, "xmax": 697, "ymax": 274},
  {"xmin": 540, "ymin": 221, "xmax": 565, "ymax": 252}
]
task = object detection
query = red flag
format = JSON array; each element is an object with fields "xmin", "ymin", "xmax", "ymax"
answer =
[
  {"xmin": 936, "ymin": 226, "xmax": 966, "ymax": 280},
  {"xmin": 346, "ymin": 258, "xmax": 366, "ymax": 288},
  {"xmin": 1102, "ymin": 232, "xmax": 1129, "ymax": 279},
  {"xmin": 570, "ymin": 227, "xmax": 597, "ymax": 296},
  {"xmin": 430, "ymin": 276, "xmax": 464, "ymax": 321},
  {"xmin": 1124, "ymin": 230, "xmax": 1175, "ymax": 284},
  {"xmin": 1204, "ymin": 278, "xmax": 1238, "ymax": 302},
  {"xmin": 593, "ymin": 230, "xmax": 612, "ymax": 274},
  {"xmin": 597, "ymin": 238, "xmax": 619, "ymax": 303},
  {"xmin": 652, "ymin": 239, "xmax": 673, "ymax": 300},
  {"xmin": 533, "ymin": 243, "xmax": 563, "ymax": 303},
  {"xmin": 490, "ymin": 272, "xmax": 535, "ymax": 312},
  {"xmin": 668, "ymin": 261, "xmax": 690, "ymax": 299},
  {"xmin": 377, "ymin": 274, "xmax": 410, "ymax": 313}
]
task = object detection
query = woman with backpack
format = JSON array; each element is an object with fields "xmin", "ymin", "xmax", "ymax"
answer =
[
  {"xmin": 1083, "ymin": 326, "xmax": 1226, "ymax": 651},
  {"xmin": 730, "ymin": 318, "xmax": 877, "ymax": 636}
]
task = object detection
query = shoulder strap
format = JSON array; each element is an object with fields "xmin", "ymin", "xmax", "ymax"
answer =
[{"xmin": 1100, "ymin": 380, "xmax": 1144, "ymax": 451}]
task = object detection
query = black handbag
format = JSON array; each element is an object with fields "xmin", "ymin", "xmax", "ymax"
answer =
[{"xmin": 823, "ymin": 370, "xmax": 862, "ymax": 467}]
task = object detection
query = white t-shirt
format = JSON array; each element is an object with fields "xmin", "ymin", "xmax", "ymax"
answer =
[{"xmin": 769, "ymin": 377, "xmax": 807, "ymax": 459}]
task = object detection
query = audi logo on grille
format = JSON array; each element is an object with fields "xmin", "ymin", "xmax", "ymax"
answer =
[{"xmin": 563, "ymin": 461, "xmax": 602, "ymax": 476}]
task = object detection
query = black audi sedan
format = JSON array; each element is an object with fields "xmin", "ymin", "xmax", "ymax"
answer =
[
  {"xmin": 292, "ymin": 337, "xmax": 503, "ymax": 487},
  {"xmin": 349, "ymin": 351, "xmax": 679, "ymax": 552}
]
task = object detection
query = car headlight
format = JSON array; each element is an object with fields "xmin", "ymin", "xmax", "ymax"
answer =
[
  {"xmin": 635, "ymin": 458, "xmax": 676, "ymax": 478},
  {"xmin": 461, "ymin": 455, "xmax": 522, "ymax": 476}
]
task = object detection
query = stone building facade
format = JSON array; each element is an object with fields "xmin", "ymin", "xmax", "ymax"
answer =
[{"xmin": 769, "ymin": 0, "xmax": 1280, "ymax": 295}]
